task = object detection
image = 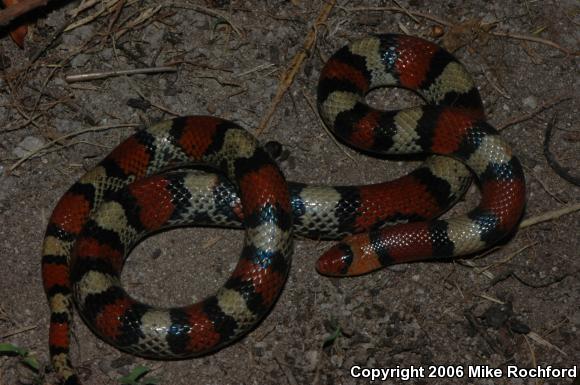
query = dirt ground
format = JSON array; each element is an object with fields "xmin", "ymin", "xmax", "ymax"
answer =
[{"xmin": 0, "ymin": 1, "xmax": 579, "ymax": 384}]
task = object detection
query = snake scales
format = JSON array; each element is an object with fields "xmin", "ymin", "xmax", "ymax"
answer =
[{"xmin": 42, "ymin": 34, "xmax": 525, "ymax": 385}]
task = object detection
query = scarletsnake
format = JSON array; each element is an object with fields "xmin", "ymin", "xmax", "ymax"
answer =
[{"xmin": 42, "ymin": 34, "xmax": 525, "ymax": 385}]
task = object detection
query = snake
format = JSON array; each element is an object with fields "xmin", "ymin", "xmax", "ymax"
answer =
[{"xmin": 41, "ymin": 34, "xmax": 525, "ymax": 385}]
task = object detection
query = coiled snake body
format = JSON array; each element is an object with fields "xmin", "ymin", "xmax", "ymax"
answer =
[{"xmin": 42, "ymin": 34, "xmax": 525, "ymax": 385}]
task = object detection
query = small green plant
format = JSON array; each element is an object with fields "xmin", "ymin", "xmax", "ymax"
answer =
[
  {"xmin": 0, "ymin": 343, "xmax": 43, "ymax": 384},
  {"xmin": 0, "ymin": 343, "xmax": 40, "ymax": 372},
  {"xmin": 119, "ymin": 365, "xmax": 160, "ymax": 385},
  {"xmin": 323, "ymin": 325, "xmax": 343, "ymax": 348},
  {"xmin": 322, "ymin": 318, "xmax": 344, "ymax": 349}
]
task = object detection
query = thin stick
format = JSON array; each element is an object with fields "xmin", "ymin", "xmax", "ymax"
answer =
[
  {"xmin": 478, "ymin": 293, "xmax": 505, "ymax": 304},
  {"xmin": 64, "ymin": 0, "xmax": 122, "ymax": 32},
  {"xmin": 480, "ymin": 64, "xmax": 511, "ymax": 99},
  {"xmin": 65, "ymin": 66, "xmax": 177, "ymax": 83},
  {"xmin": 69, "ymin": 0, "xmax": 101, "ymax": 18},
  {"xmin": 522, "ymin": 164, "xmax": 566, "ymax": 204},
  {"xmin": 526, "ymin": 331, "xmax": 567, "ymax": 356},
  {"xmin": 8, "ymin": 123, "xmax": 139, "ymax": 172},
  {"xmin": 107, "ymin": 0, "xmax": 126, "ymax": 33},
  {"xmin": 235, "ymin": 63, "xmax": 276, "ymax": 78},
  {"xmin": 256, "ymin": 0, "xmax": 336, "ymax": 135},
  {"xmin": 497, "ymin": 94, "xmax": 572, "ymax": 130},
  {"xmin": 489, "ymin": 30, "xmax": 576, "ymax": 56},
  {"xmin": 392, "ymin": 0, "xmax": 420, "ymax": 24},
  {"xmin": 519, "ymin": 203, "xmax": 580, "ymax": 229},
  {"xmin": 113, "ymin": 4, "xmax": 162, "ymax": 40},
  {"xmin": 341, "ymin": 6, "xmax": 576, "ymax": 55},
  {"xmin": 523, "ymin": 335, "xmax": 538, "ymax": 375},
  {"xmin": 172, "ymin": 3, "xmax": 243, "ymax": 37},
  {"xmin": 0, "ymin": 324, "xmax": 37, "ymax": 339},
  {"xmin": 341, "ymin": 6, "xmax": 453, "ymax": 26},
  {"xmin": 30, "ymin": 19, "xmax": 72, "ymax": 63},
  {"xmin": 479, "ymin": 242, "xmax": 537, "ymax": 273},
  {"xmin": 0, "ymin": 0, "xmax": 47, "ymax": 26}
]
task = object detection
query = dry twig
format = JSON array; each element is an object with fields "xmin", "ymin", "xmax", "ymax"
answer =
[
  {"xmin": 519, "ymin": 203, "xmax": 580, "ymax": 229},
  {"xmin": 526, "ymin": 331, "xmax": 567, "ymax": 356},
  {"xmin": 489, "ymin": 30, "xmax": 576, "ymax": 56},
  {"xmin": 341, "ymin": 6, "xmax": 576, "ymax": 55},
  {"xmin": 497, "ymin": 94, "xmax": 573, "ymax": 130},
  {"xmin": 341, "ymin": 5, "xmax": 452, "ymax": 26},
  {"xmin": 522, "ymin": 164, "xmax": 566, "ymax": 204},
  {"xmin": 8, "ymin": 123, "xmax": 139, "ymax": 172},
  {"xmin": 30, "ymin": 19, "xmax": 72, "ymax": 63},
  {"xmin": 469, "ymin": 242, "xmax": 538, "ymax": 278},
  {"xmin": 172, "ymin": 2, "xmax": 243, "ymax": 37},
  {"xmin": 0, "ymin": 324, "xmax": 37, "ymax": 339},
  {"xmin": 64, "ymin": 66, "xmax": 177, "ymax": 83},
  {"xmin": 113, "ymin": 4, "xmax": 162, "ymax": 39},
  {"xmin": 256, "ymin": 0, "xmax": 336, "ymax": 135},
  {"xmin": 64, "ymin": 0, "xmax": 125, "ymax": 32}
]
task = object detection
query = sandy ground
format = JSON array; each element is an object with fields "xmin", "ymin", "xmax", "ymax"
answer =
[{"xmin": 0, "ymin": 1, "xmax": 579, "ymax": 384}]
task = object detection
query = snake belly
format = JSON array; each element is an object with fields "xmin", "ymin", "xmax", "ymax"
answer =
[{"xmin": 41, "ymin": 34, "xmax": 525, "ymax": 385}]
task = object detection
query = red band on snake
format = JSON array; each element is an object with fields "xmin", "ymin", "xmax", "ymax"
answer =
[{"xmin": 42, "ymin": 34, "xmax": 525, "ymax": 385}]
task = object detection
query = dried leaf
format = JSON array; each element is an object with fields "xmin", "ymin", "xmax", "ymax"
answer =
[
  {"xmin": 9, "ymin": 24, "xmax": 28, "ymax": 48},
  {"xmin": 442, "ymin": 18, "xmax": 484, "ymax": 52},
  {"xmin": 3, "ymin": 0, "xmax": 28, "ymax": 48}
]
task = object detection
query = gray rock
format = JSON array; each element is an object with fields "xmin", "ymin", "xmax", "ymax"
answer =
[
  {"xmin": 70, "ymin": 53, "xmax": 91, "ymax": 68},
  {"xmin": 522, "ymin": 95, "xmax": 538, "ymax": 109},
  {"xmin": 387, "ymin": 263, "xmax": 409, "ymax": 272},
  {"xmin": 303, "ymin": 350, "xmax": 319, "ymax": 371},
  {"xmin": 13, "ymin": 136, "xmax": 45, "ymax": 158},
  {"xmin": 45, "ymin": 9, "xmax": 65, "ymax": 28},
  {"xmin": 54, "ymin": 118, "xmax": 79, "ymax": 133},
  {"xmin": 63, "ymin": 25, "xmax": 95, "ymax": 46},
  {"xmin": 142, "ymin": 24, "xmax": 166, "ymax": 49}
]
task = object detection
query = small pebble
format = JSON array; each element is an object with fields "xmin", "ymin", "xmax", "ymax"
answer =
[
  {"xmin": 304, "ymin": 350, "xmax": 319, "ymax": 371},
  {"xmin": 54, "ymin": 118, "xmax": 79, "ymax": 133},
  {"xmin": 100, "ymin": 48, "xmax": 114, "ymax": 61},
  {"xmin": 253, "ymin": 341, "xmax": 266, "ymax": 357},
  {"xmin": 430, "ymin": 25, "xmax": 445, "ymax": 38},
  {"xmin": 13, "ymin": 136, "xmax": 45, "ymax": 158},
  {"xmin": 483, "ymin": 303, "xmax": 512, "ymax": 328},
  {"xmin": 110, "ymin": 355, "xmax": 135, "ymax": 370},
  {"xmin": 481, "ymin": 14, "xmax": 496, "ymax": 24},
  {"xmin": 70, "ymin": 53, "xmax": 90, "ymax": 68},
  {"xmin": 206, "ymin": 102, "xmax": 217, "ymax": 114},
  {"xmin": 387, "ymin": 264, "xmax": 408, "ymax": 272},
  {"xmin": 127, "ymin": 98, "xmax": 151, "ymax": 111},
  {"xmin": 150, "ymin": 248, "xmax": 162, "ymax": 260},
  {"xmin": 522, "ymin": 95, "xmax": 538, "ymax": 109},
  {"xmin": 330, "ymin": 353, "xmax": 344, "ymax": 367},
  {"xmin": 509, "ymin": 319, "xmax": 531, "ymax": 334},
  {"xmin": 62, "ymin": 25, "xmax": 94, "ymax": 45}
]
